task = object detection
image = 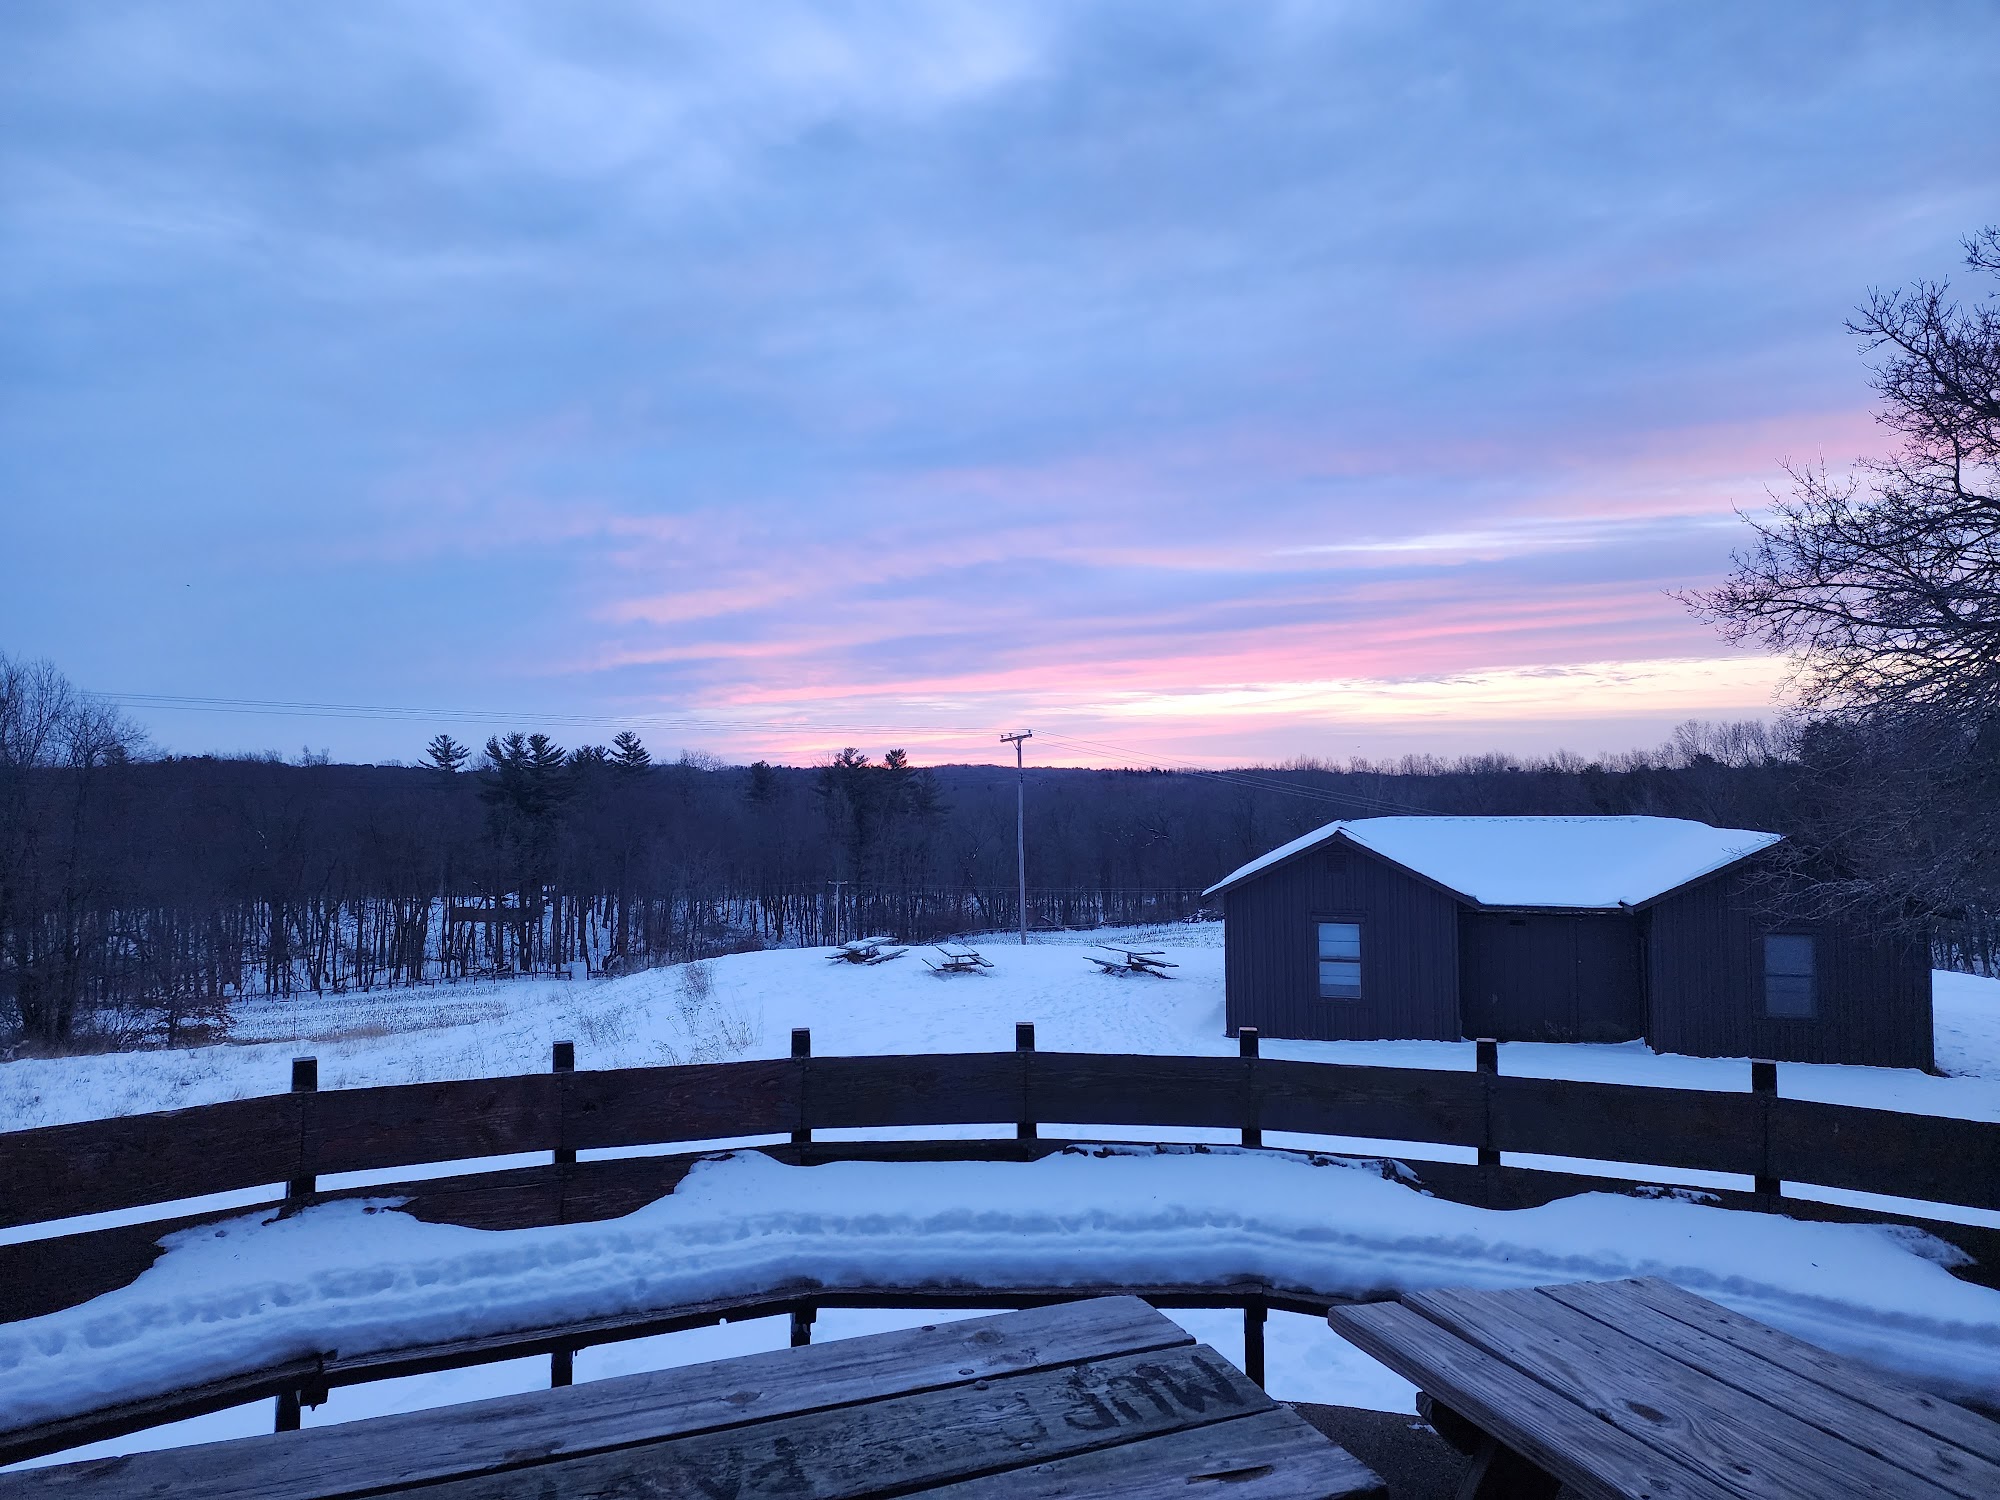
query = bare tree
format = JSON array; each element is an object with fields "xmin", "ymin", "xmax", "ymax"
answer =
[
  {"xmin": 1692, "ymin": 228, "xmax": 2000, "ymax": 733},
  {"xmin": 0, "ymin": 655, "xmax": 148, "ymax": 1043},
  {"xmin": 1691, "ymin": 228, "xmax": 2000, "ymax": 933}
]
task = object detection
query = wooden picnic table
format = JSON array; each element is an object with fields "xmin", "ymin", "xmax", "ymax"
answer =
[
  {"xmin": 923, "ymin": 944, "xmax": 992, "ymax": 974},
  {"xmin": 829, "ymin": 937, "xmax": 906, "ymax": 966},
  {"xmin": 1086, "ymin": 944, "xmax": 1178, "ymax": 977},
  {"xmin": 3, "ymin": 1298, "xmax": 1383, "ymax": 1499},
  {"xmin": 1328, "ymin": 1275, "xmax": 2000, "ymax": 1500}
]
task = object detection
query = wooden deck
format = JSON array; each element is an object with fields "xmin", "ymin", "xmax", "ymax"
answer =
[
  {"xmin": 2, "ymin": 1298, "xmax": 1384, "ymax": 1499},
  {"xmin": 1329, "ymin": 1276, "xmax": 2000, "ymax": 1500}
]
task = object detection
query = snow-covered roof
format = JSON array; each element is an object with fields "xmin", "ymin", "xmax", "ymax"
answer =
[{"xmin": 1203, "ymin": 815, "xmax": 1783, "ymax": 909}]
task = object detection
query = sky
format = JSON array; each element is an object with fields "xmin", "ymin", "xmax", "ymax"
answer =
[{"xmin": 3, "ymin": 2, "xmax": 1998, "ymax": 769}]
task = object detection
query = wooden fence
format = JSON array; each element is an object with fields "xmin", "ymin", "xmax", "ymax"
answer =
[
  {"xmin": 3, "ymin": 1028, "xmax": 1999, "ymax": 1463},
  {"xmin": 6, "ymin": 1029, "xmax": 1997, "ymax": 1236}
]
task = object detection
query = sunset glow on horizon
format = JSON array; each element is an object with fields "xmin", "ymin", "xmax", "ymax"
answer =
[{"xmin": 5, "ymin": 5, "xmax": 1996, "ymax": 768}]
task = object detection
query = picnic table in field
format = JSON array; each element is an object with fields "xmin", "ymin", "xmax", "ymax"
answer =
[
  {"xmin": 828, "ymin": 936, "xmax": 907, "ymax": 965},
  {"xmin": 1, "ymin": 1298, "xmax": 1384, "ymax": 1499},
  {"xmin": 922, "ymin": 943, "xmax": 992, "ymax": 974},
  {"xmin": 1327, "ymin": 1275, "xmax": 2000, "ymax": 1500},
  {"xmin": 1086, "ymin": 943, "xmax": 1179, "ymax": 977}
]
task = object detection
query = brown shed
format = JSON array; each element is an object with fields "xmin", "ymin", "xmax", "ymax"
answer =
[{"xmin": 1205, "ymin": 815, "xmax": 1933, "ymax": 1069}]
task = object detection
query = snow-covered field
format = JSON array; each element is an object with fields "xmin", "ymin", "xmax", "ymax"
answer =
[
  {"xmin": 6, "ymin": 925, "xmax": 1998, "ymax": 1132},
  {"xmin": 5, "ymin": 926, "xmax": 2000, "ymax": 1471}
]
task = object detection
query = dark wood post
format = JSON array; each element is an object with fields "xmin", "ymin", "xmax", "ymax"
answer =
[
  {"xmin": 1016, "ymin": 1022, "xmax": 1037, "ymax": 1142},
  {"xmin": 287, "ymin": 1057, "xmax": 318, "ymax": 1203},
  {"xmin": 553, "ymin": 1040, "xmax": 575, "ymax": 1168},
  {"xmin": 1475, "ymin": 1038, "xmax": 1499, "ymax": 1168},
  {"xmin": 550, "ymin": 1039, "xmax": 576, "ymax": 1392},
  {"xmin": 792, "ymin": 1029, "xmax": 812, "ymax": 1150},
  {"xmin": 791, "ymin": 1305, "xmax": 815, "ymax": 1347},
  {"xmin": 1243, "ymin": 1299, "xmax": 1267, "ymax": 1388},
  {"xmin": 274, "ymin": 1389, "xmax": 302, "ymax": 1433},
  {"xmin": 1751, "ymin": 1058, "xmax": 1780, "ymax": 1199},
  {"xmin": 1474, "ymin": 1037, "xmax": 1500, "ymax": 1209},
  {"xmin": 1239, "ymin": 1028, "xmax": 1262, "ymax": 1148}
]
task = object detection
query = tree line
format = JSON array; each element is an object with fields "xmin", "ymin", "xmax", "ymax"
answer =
[{"xmin": 0, "ymin": 677, "xmax": 1836, "ymax": 1049}]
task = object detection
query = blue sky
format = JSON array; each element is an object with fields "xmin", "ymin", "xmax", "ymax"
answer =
[{"xmin": 3, "ymin": 2, "xmax": 1997, "ymax": 766}]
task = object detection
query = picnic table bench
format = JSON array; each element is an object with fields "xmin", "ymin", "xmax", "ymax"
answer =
[
  {"xmin": 828, "ymin": 936, "xmax": 907, "ymax": 965},
  {"xmin": 922, "ymin": 944, "xmax": 992, "ymax": 974},
  {"xmin": 2, "ymin": 1298, "xmax": 1384, "ymax": 1499},
  {"xmin": 1328, "ymin": 1275, "xmax": 2000, "ymax": 1500},
  {"xmin": 1086, "ymin": 944, "xmax": 1178, "ymax": 977}
]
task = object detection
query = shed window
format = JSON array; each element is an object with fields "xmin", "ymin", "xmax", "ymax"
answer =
[
  {"xmin": 1764, "ymin": 934, "xmax": 1816, "ymax": 1019},
  {"xmin": 1318, "ymin": 921, "xmax": 1362, "ymax": 1000}
]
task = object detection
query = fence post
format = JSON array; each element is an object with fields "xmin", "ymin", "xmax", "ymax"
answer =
[
  {"xmin": 1751, "ymin": 1058, "xmax": 1780, "ymax": 1200},
  {"xmin": 553, "ymin": 1040, "xmax": 575, "ymax": 1169},
  {"xmin": 551, "ymin": 1343, "xmax": 574, "ymax": 1388},
  {"xmin": 1243, "ymin": 1299, "xmax": 1267, "ymax": 1389},
  {"xmin": 792, "ymin": 1029, "xmax": 812, "ymax": 1151},
  {"xmin": 1239, "ymin": 1028, "xmax": 1262, "ymax": 1149},
  {"xmin": 1016, "ymin": 1022, "xmax": 1038, "ymax": 1142},
  {"xmin": 1474, "ymin": 1040, "xmax": 1500, "ymax": 1208},
  {"xmin": 274, "ymin": 1389, "xmax": 302, "ymax": 1433},
  {"xmin": 791, "ymin": 1305, "xmax": 815, "ymax": 1347},
  {"xmin": 287, "ymin": 1057, "xmax": 318, "ymax": 1203}
]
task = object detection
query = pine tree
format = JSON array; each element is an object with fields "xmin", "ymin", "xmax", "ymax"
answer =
[
  {"xmin": 610, "ymin": 731, "xmax": 652, "ymax": 772},
  {"xmin": 424, "ymin": 733, "xmax": 470, "ymax": 774}
]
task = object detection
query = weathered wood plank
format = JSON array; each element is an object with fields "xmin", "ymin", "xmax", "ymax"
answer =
[
  {"xmin": 1326, "ymin": 1300, "xmax": 1735, "ymax": 1500},
  {"xmin": 303, "ymin": 1075, "xmax": 558, "ymax": 1176},
  {"xmin": 1255, "ymin": 1059, "xmax": 1485, "ymax": 1147},
  {"xmin": 1768, "ymin": 1099, "xmax": 2000, "ymax": 1211},
  {"xmin": 1405, "ymin": 1285, "xmax": 1961, "ymax": 1500},
  {"xmin": 0, "ymin": 1354, "xmax": 328, "ymax": 1476},
  {"xmin": 926, "ymin": 1406, "xmax": 1384, "ymax": 1499},
  {"xmin": 807, "ymin": 1054, "xmax": 1020, "ymax": 1130},
  {"xmin": 0, "ymin": 1298, "xmax": 1192, "ymax": 1500},
  {"xmin": 1542, "ymin": 1280, "xmax": 2000, "ymax": 1500},
  {"xmin": 1026, "ymin": 1053, "xmax": 1252, "ymax": 1131},
  {"xmin": 561, "ymin": 1059, "xmax": 800, "ymax": 1152},
  {"xmin": 1618, "ymin": 1277, "xmax": 2000, "ymax": 1467},
  {"xmin": 0, "ymin": 1094, "xmax": 300, "ymax": 1228},
  {"xmin": 408, "ymin": 1343, "xmax": 1272, "ymax": 1500},
  {"xmin": 1488, "ymin": 1077, "xmax": 1764, "ymax": 1177}
]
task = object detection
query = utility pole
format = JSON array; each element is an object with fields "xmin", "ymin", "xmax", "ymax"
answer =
[{"xmin": 1001, "ymin": 732, "xmax": 1032, "ymax": 945}]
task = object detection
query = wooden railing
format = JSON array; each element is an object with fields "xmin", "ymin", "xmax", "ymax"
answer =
[
  {"xmin": 3, "ymin": 1025, "xmax": 1999, "ymax": 1464},
  {"xmin": 6, "ymin": 1026, "xmax": 1997, "ymax": 1236}
]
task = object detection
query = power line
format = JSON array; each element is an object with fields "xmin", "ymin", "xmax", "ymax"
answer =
[{"xmin": 99, "ymin": 691, "xmax": 998, "ymax": 738}]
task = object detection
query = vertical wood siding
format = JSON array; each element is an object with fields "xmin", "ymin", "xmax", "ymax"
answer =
[
  {"xmin": 1457, "ymin": 912, "xmax": 1645, "ymax": 1043},
  {"xmin": 1645, "ymin": 866, "xmax": 1933, "ymax": 1068},
  {"xmin": 1223, "ymin": 844, "xmax": 1460, "ymax": 1041},
  {"xmin": 1223, "ymin": 843, "xmax": 1931, "ymax": 1067}
]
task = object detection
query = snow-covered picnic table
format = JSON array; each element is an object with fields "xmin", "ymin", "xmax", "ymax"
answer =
[
  {"xmin": 1329, "ymin": 1276, "xmax": 2000, "ymax": 1500},
  {"xmin": 1087, "ymin": 943, "xmax": 1179, "ymax": 976},
  {"xmin": 0, "ymin": 1298, "xmax": 1383, "ymax": 1499},
  {"xmin": 827, "ymin": 936, "xmax": 906, "ymax": 965},
  {"xmin": 922, "ymin": 943, "xmax": 992, "ymax": 974}
]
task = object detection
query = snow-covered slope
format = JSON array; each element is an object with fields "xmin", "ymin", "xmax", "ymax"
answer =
[{"xmin": 5, "ymin": 925, "xmax": 1997, "ymax": 1134}]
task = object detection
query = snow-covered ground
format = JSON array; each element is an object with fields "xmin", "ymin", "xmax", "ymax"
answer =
[
  {"xmin": 5, "ymin": 926, "xmax": 2000, "ymax": 1470},
  {"xmin": 5, "ymin": 925, "xmax": 1998, "ymax": 1132}
]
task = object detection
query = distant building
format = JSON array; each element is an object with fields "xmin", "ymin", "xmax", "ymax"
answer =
[{"xmin": 1204, "ymin": 816, "xmax": 1932, "ymax": 1069}]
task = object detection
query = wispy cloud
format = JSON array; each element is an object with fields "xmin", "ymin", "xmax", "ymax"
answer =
[{"xmin": 2, "ymin": 4, "xmax": 1994, "ymax": 763}]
